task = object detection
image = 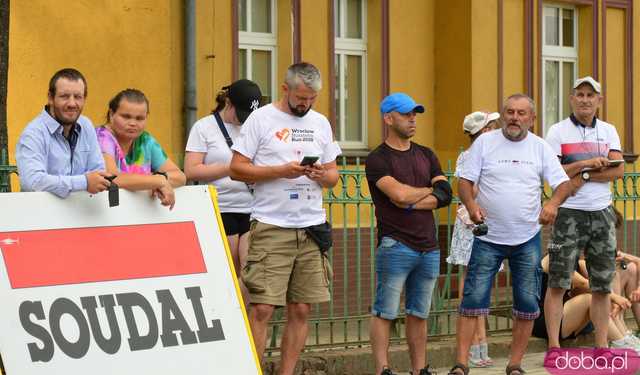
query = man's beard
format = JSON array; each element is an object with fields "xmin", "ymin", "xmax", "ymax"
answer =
[
  {"xmin": 50, "ymin": 105, "xmax": 80, "ymax": 127},
  {"xmin": 502, "ymin": 124, "xmax": 527, "ymax": 141},
  {"xmin": 288, "ymin": 100, "xmax": 311, "ymax": 117}
]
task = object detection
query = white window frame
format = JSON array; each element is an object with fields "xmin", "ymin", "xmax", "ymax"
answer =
[
  {"xmin": 335, "ymin": 0, "xmax": 367, "ymax": 149},
  {"xmin": 238, "ymin": 0, "xmax": 277, "ymax": 102},
  {"xmin": 541, "ymin": 3, "xmax": 578, "ymax": 135}
]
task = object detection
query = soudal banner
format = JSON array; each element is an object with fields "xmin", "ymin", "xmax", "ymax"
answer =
[{"xmin": 0, "ymin": 187, "xmax": 261, "ymax": 374}]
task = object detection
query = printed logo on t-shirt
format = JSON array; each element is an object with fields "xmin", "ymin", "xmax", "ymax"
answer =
[
  {"xmin": 291, "ymin": 128, "xmax": 314, "ymax": 142},
  {"xmin": 497, "ymin": 159, "xmax": 534, "ymax": 165},
  {"xmin": 560, "ymin": 142, "xmax": 609, "ymax": 164},
  {"xmin": 276, "ymin": 128, "xmax": 291, "ymax": 142},
  {"xmin": 275, "ymin": 128, "xmax": 315, "ymax": 143}
]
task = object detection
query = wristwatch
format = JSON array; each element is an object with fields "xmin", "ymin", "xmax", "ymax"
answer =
[{"xmin": 581, "ymin": 171, "xmax": 590, "ymax": 182}]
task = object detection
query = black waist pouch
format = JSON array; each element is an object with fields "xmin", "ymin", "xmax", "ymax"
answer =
[{"xmin": 305, "ymin": 221, "xmax": 333, "ymax": 253}]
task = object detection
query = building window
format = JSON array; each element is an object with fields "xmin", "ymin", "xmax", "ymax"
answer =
[
  {"xmin": 542, "ymin": 4, "xmax": 578, "ymax": 134},
  {"xmin": 335, "ymin": 0, "xmax": 367, "ymax": 149},
  {"xmin": 238, "ymin": 0, "xmax": 277, "ymax": 103}
]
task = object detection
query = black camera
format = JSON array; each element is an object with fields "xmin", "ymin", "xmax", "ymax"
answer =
[{"xmin": 472, "ymin": 222, "xmax": 488, "ymax": 236}]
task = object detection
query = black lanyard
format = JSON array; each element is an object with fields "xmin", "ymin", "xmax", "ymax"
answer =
[
  {"xmin": 214, "ymin": 111, "xmax": 233, "ymax": 147},
  {"xmin": 212, "ymin": 111, "xmax": 253, "ymax": 194}
]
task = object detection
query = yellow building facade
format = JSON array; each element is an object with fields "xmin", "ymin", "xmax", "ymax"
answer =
[{"xmin": 4, "ymin": 0, "xmax": 639, "ymax": 190}]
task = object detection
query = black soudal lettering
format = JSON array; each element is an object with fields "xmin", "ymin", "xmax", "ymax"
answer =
[
  {"xmin": 156, "ymin": 290, "xmax": 197, "ymax": 346},
  {"xmin": 49, "ymin": 298, "xmax": 91, "ymax": 359},
  {"xmin": 19, "ymin": 288, "xmax": 224, "ymax": 360},
  {"xmin": 19, "ymin": 301, "xmax": 54, "ymax": 362},
  {"xmin": 116, "ymin": 292, "xmax": 159, "ymax": 351},
  {"xmin": 185, "ymin": 287, "xmax": 225, "ymax": 342},
  {"xmin": 80, "ymin": 295, "xmax": 121, "ymax": 354}
]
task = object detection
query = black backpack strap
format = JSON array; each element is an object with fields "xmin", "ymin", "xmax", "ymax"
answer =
[{"xmin": 214, "ymin": 111, "xmax": 233, "ymax": 148}]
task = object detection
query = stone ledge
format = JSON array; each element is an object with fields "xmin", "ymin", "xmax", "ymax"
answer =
[{"xmin": 263, "ymin": 333, "xmax": 550, "ymax": 375}]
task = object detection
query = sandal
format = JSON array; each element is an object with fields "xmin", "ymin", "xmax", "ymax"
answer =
[
  {"xmin": 447, "ymin": 363, "xmax": 469, "ymax": 375},
  {"xmin": 505, "ymin": 364, "xmax": 526, "ymax": 375}
]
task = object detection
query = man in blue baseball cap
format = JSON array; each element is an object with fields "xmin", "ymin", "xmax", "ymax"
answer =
[
  {"xmin": 379, "ymin": 92, "xmax": 425, "ymax": 115},
  {"xmin": 365, "ymin": 93, "xmax": 451, "ymax": 375}
]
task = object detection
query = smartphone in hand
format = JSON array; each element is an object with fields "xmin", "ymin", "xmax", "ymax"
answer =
[
  {"xmin": 300, "ymin": 156, "xmax": 319, "ymax": 166},
  {"xmin": 607, "ymin": 159, "xmax": 625, "ymax": 167}
]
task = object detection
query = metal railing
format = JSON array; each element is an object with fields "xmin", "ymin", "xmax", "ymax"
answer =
[
  {"xmin": 1, "ymin": 151, "xmax": 637, "ymax": 353},
  {"xmin": 0, "ymin": 148, "xmax": 16, "ymax": 192},
  {"xmin": 263, "ymin": 156, "xmax": 640, "ymax": 355}
]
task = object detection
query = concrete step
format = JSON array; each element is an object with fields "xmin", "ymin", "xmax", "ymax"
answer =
[{"xmin": 263, "ymin": 333, "xmax": 552, "ymax": 374}]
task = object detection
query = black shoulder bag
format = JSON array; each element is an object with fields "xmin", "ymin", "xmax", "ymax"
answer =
[{"xmin": 305, "ymin": 221, "xmax": 333, "ymax": 254}]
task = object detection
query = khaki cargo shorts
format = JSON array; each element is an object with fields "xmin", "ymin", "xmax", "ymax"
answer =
[{"xmin": 241, "ymin": 221, "xmax": 333, "ymax": 306}]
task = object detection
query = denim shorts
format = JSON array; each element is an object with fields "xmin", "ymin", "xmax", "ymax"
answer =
[
  {"xmin": 372, "ymin": 236, "xmax": 440, "ymax": 320},
  {"xmin": 459, "ymin": 232, "xmax": 542, "ymax": 320}
]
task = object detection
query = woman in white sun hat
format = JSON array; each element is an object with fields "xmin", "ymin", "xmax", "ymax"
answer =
[{"xmin": 447, "ymin": 111, "xmax": 500, "ymax": 368}]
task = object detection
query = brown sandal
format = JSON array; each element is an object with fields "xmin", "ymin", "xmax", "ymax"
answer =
[
  {"xmin": 448, "ymin": 363, "xmax": 469, "ymax": 375},
  {"xmin": 506, "ymin": 364, "xmax": 526, "ymax": 375}
]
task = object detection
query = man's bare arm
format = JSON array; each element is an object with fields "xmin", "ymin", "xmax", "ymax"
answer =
[
  {"xmin": 229, "ymin": 151, "xmax": 306, "ymax": 183},
  {"xmin": 588, "ymin": 150, "xmax": 624, "ymax": 182}
]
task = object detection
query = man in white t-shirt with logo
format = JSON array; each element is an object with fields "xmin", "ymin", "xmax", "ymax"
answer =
[
  {"xmin": 449, "ymin": 94, "xmax": 571, "ymax": 375},
  {"xmin": 230, "ymin": 62, "xmax": 341, "ymax": 374},
  {"xmin": 543, "ymin": 76, "xmax": 625, "ymax": 364}
]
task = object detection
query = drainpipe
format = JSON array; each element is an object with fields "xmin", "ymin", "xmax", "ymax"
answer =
[{"xmin": 184, "ymin": 0, "xmax": 197, "ymax": 143}]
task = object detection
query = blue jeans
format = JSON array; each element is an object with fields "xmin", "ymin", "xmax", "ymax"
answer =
[
  {"xmin": 372, "ymin": 236, "xmax": 440, "ymax": 320},
  {"xmin": 460, "ymin": 232, "xmax": 542, "ymax": 320}
]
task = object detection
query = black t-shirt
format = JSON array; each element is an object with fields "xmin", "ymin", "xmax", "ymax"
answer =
[{"xmin": 365, "ymin": 142, "xmax": 444, "ymax": 252}]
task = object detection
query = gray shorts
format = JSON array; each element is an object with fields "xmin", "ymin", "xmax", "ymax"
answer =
[{"xmin": 547, "ymin": 206, "xmax": 617, "ymax": 293}]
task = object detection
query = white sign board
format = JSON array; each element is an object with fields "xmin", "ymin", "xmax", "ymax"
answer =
[{"xmin": 0, "ymin": 186, "xmax": 261, "ymax": 374}]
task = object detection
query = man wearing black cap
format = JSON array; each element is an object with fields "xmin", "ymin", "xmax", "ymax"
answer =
[
  {"xmin": 185, "ymin": 78, "xmax": 263, "ymax": 307},
  {"xmin": 544, "ymin": 76, "xmax": 625, "ymax": 364},
  {"xmin": 365, "ymin": 93, "xmax": 451, "ymax": 375},
  {"xmin": 229, "ymin": 62, "xmax": 341, "ymax": 375}
]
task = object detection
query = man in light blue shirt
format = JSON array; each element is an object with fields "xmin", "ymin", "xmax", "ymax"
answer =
[{"xmin": 16, "ymin": 68, "xmax": 111, "ymax": 198}]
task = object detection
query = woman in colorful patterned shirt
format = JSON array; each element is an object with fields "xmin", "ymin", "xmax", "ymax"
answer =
[{"xmin": 96, "ymin": 89, "xmax": 186, "ymax": 209}]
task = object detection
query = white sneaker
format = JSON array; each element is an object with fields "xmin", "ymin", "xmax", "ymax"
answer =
[
  {"xmin": 611, "ymin": 337, "xmax": 640, "ymax": 355},
  {"xmin": 480, "ymin": 342, "xmax": 494, "ymax": 367},
  {"xmin": 625, "ymin": 333, "xmax": 640, "ymax": 346},
  {"xmin": 468, "ymin": 345, "xmax": 487, "ymax": 368},
  {"xmin": 468, "ymin": 356, "xmax": 487, "ymax": 368}
]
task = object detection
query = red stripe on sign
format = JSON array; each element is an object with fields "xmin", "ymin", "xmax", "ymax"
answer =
[{"xmin": 0, "ymin": 222, "xmax": 207, "ymax": 289}]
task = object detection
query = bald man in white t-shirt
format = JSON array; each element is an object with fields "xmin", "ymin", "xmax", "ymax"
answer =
[{"xmin": 230, "ymin": 62, "xmax": 341, "ymax": 375}]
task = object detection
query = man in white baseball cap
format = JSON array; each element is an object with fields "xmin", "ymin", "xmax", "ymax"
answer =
[
  {"xmin": 573, "ymin": 75, "xmax": 601, "ymax": 93},
  {"xmin": 544, "ymin": 74, "xmax": 624, "ymax": 365}
]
